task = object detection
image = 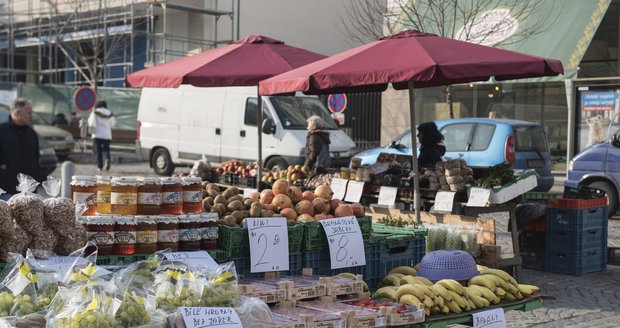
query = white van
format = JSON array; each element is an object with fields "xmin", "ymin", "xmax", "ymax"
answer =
[{"xmin": 136, "ymin": 85, "xmax": 356, "ymax": 175}]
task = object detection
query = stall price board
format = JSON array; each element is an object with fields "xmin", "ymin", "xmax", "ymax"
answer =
[
  {"xmin": 320, "ymin": 216, "xmax": 366, "ymax": 269},
  {"xmin": 163, "ymin": 251, "xmax": 219, "ymax": 270},
  {"xmin": 377, "ymin": 186, "xmax": 398, "ymax": 206},
  {"xmin": 344, "ymin": 181, "xmax": 365, "ymax": 203},
  {"xmin": 179, "ymin": 307, "xmax": 242, "ymax": 328},
  {"xmin": 247, "ymin": 217, "xmax": 289, "ymax": 272},
  {"xmin": 434, "ymin": 191, "xmax": 456, "ymax": 212},
  {"xmin": 331, "ymin": 178, "xmax": 348, "ymax": 200}
]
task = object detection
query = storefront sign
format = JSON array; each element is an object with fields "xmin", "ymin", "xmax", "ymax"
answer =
[
  {"xmin": 456, "ymin": 9, "xmax": 518, "ymax": 46},
  {"xmin": 344, "ymin": 181, "xmax": 365, "ymax": 203},
  {"xmin": 581, "ymin": 91, "xmax": 618, "ymax": 111},
  {"xmin": 247, "ymin": 217, "xmax": 289, "ymax": 273},
  {"xmin": 466, "ymin": 188, "xmax": 491, "ymax": 207},
  {"xmin": 320, "ymin": 216, "xmax": 366, "ymax": 269},
  {"xmin": 179, "ymin": 307, "xmax": 242, "ymax": 328},
  {"xmin": 331, "ymin": 178, "xmax": 348, "ymax": 200},
  {"xmin": 377, "ymin": 186, "xmax": 398, "ymax": 206},
  {"xmin": 472, "ymin": 308, "xmax": 506, "ymax": 328},
  {"xmin": 163, "ymin": 251, "xmax": 218, "ymax": 270},
  {"xmin": 434, "ymin": 191, "xmax": 455, "ymax": 212}
]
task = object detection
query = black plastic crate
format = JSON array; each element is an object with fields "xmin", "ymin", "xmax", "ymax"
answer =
[
  {"xmin": 519, "ymin": 231, "xmax": 546, "ymax": 250},
  {"xmin": 563, "ymin": 186, "xmax": 606, "ymax": 199},
  {"xmin": 520, "ymin": 248, "xmax": 545, "ymax": 271},
  {"xmin": 546, "ymin": 227, "xmax": 607, "ymax": 253},
  {"xmin": 545, "ymin": 248, "xmax": 607, "ymax": 275}
]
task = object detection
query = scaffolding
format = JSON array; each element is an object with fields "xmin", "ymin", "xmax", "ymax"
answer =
[{"xmin": 0, "ymin": 0, "xmax": 236, "ymax": 86}]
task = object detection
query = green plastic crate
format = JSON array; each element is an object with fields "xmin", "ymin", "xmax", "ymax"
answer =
[
  {"xmin": 521, "ymin": 191, "xmax": 560, "ymax": 203},
  {"xmin": 219, "ymin": 224, "xmax": 305, "ymax": 257},
  {"xmin": 207, "ymin": 249, "xmax": 229, "ymax": 263},
  {"xmin": 301, "ymin": 216, "xmax": 373, "ymax": 251}
]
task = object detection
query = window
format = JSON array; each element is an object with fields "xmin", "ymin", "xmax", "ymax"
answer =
[
  {"xmin": 440, "ymin": 123, "xmax": 475, "ymax": 151},
  {"xmin": 244, "ymin": 98, "xmax": 270, "ymax": 126},
  {"xmin": 397, "ymin": 130, "xmax": 412, "ymax": 148},
  {"xmin": 514, "ymin": 125, "xmax": 549, "ymax": 152},
  {"xmin": 471, "ymin": 124, "xmax": 496, "ymax": 151},
  {"xmin": 270, "ymin": 96, "xmax": 338, "ymax": 130}
]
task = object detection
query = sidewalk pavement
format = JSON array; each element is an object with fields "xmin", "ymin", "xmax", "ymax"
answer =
[{"xmin": 66, "ymin": 150, "xmax": 143, "ymax": 165}]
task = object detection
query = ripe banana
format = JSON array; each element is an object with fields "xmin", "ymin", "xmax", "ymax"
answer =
[
  {"xmin": 422, "ymin": 295, "xmax": 434, "ymax": 308},
  {"xmin": 434, "ymin": 295, "xmax": 444, "ymax": 308},
  {"xmin": 380, "ymin": 273, "xmax": 404, "ymax": 287},
  {"xmin": 469, "ymin": 285, "xmax": 500, "ymax": 304},
  {"xmin": 396, "ymin": 284, "xmax": 426, "ymax": 301},
  {"xmin": 413, "ymin": 263, "xmax": 420, "ymax": 271},
  {"xmin": 465, "ymin": 286, "xmax": 482, "ymax": 298},
  {"xmin": 440, "ymin": 305, "xmax": 450, "ymax": 314},
  {"xmin": 468, "ymin": 275, "xmax": 496, "ymax": 291},
  {"xmin": 388, "ymin": 266, "xmax": 418, "ymax": 276},
  {"xmin": 469, "ymin": 293, "xmax": 490, "ymax": 309},
  {"xmin": 495, "ymin": 287, "xmax": 506, "ymax": 298},
  {"xmin": 372, "ymin": 287, "xmax": 398, "ymax": 302},
  {"xmin": 476, "ymin": 264, "xmax": 488, "ymax": 272},
  {"xmin": 504, "ymin": 292, "xmax": 517, "ymax": 301},
  {"xmin": 431, "ymin": 284, "xmax": 452, "ymax": 301},
  {"xmin": 446, "ymin": 299, "xmax": 462, "ymax": 314},
  {"xmin": 430, "ymin": 305, "xmax": 440, "ymax": 315},
  {"xmin": 448, "ymin": 290, "xmax": 467, "ymax": 308},
  {"xmin": 485, "ymin": 274, "xmax": 518, "ymax": 295},
  {"xmin": 425, "ymin": 307, "xmax": 430, "ymax": 317},
  {"xmin": 411, "ymin": 276, "xmax": 433, "ymax": 286},
  {"xmin": 399, "ymin": 294, "xmax": 422, "ymax": 307},
  {"xmin": 436, "ymin": 279, "xmax": 465, "ymax": 296},
  {"xmin": 399, "ymin": 275, "xmax": 418, "ymax": 286},
  {"xmin": 518, "ymin": 284, "xmax": 540, "ymax": 296},
  {"xmin": 480, "ymin": 268, "xmax": 513, "ymax": 282}
]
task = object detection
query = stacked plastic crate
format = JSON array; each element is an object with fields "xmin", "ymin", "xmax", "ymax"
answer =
[{"xmin": 545, "ymin": 196, "xmax": 608, "ymax": 275}]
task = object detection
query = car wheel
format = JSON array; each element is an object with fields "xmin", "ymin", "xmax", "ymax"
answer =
[
  {"xmin": 152, "ymin": 148, "xmax": 175, "ymax": 176},
  {"xmin": 265, "ymin": 156, "xmax": 288, "ymax": 171},
  {"xmin": 587, "ymin": 181, "xmax": 618, "ymax": 218}
]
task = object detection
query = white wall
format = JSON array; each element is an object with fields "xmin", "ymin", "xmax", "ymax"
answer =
[{"xmin": 238, "ymin": 0, "xmax": 366, "ymax": 55}]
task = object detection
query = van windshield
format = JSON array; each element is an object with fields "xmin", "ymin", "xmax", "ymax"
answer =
[
  {"xmin": 514, "ymin": 125, "xmax": 549, "ymax": 152},
  {"xmin": 270, "ymin": 96, "xmax": 338, "ymax": 130}
]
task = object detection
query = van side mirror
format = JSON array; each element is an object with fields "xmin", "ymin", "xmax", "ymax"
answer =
[{"xmin": 262, "ymin": 118, "xmax": 276, "ymax": 135}]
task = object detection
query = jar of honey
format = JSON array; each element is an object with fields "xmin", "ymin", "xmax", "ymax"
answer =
[
  {"xmin": 160, "ymin": 177, "xmax": 183, "ymax": 215},
  {"xmin": 96, "ymin": 175, "xmax": 112, "ymax": 214},
  {"xmin": 114, "ymin": 216, "xmax": 137, "ymax": 255},
  {"xmin": 135, "ymin": 215, "xmax": 158, "ymax": 254},
  {"xmin": 138, "ymin": 177, "xmax": 162, "ymax": 215},
  {"xmin": 157, "ymin": 215, "xmax": 179, "ymax": 251},
  {"xmin": 111, "ymin": 177, "xmax": 138, "ymax": 215},
  {"xmin": 86, "ymin": 216, "xmax": 115, "ymax": 256},
  {"xmin": 182, "ymin": 177, "xmax": 203, "ymax": 213},
  {"xmin": 179, "ymin": 214, "xmax": 202, "ymax": 251},
  {"xmin": 200, "ymin": 213, "xmax": 219, "ymax": 250},
  {"xmin": 71, "ymin": 176, "xmax": 97, "ymax": 216}
]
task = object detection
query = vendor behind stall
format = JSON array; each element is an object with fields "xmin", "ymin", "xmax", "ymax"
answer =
[
  {"xmin": 417, "ymin": 122, "xmax": 446, "ymax": 168},
  {"xmin": 304, "ymin": 115, "xmax": 331, "ymax": 170}
]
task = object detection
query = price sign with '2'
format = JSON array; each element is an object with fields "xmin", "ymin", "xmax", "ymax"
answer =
[
  {"xmin": 247, "ymin": 217, "xmax": 289, "ymax": 273},
  {"xmin": 320, "ymin": 216, "xmax": 366, "ymax": 269}
]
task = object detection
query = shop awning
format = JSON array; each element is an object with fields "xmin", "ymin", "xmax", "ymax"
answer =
[{"xmin": 395, "ymin": 0, "xmax": 611, "ymax": 81}]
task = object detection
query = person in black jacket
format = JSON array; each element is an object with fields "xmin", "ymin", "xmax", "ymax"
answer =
[
  {"xmin": 0, "ymin": 98, "xmax": 43, "ymax": 197},
  {"xmin": 304, "ymin": 115, "xmax": 331, "ymax": 170},
  {"xmin": 417, "ymin": 121, "xmax": 446, "ymax": 168}
]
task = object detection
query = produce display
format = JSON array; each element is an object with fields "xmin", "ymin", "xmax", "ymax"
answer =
[
  {"xmin": 262, "ymin": 165, "xmax": 311, "ymax": 184},
  {"xmin": 419, "ymin": 158, "xmax": 474, "ymax": 192},
  {"xmin": 373, "ymin": 265, "xmax": 540, "ymax": 317},
  {"xmin": 474, "ymin": 163, "xmax": 516, "ymax": 189},
  {"xmin": 215, "ymin": 160, "xmax": 258, "ymax": 178}
]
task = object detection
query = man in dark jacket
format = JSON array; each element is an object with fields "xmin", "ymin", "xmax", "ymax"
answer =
[
  {"xmin": 0, "ymin": 98, "xmax": 42, "ymax": 196},
  {"xmin": 304, "ymin": 115, "xmax": 331, "ymax": 170}
]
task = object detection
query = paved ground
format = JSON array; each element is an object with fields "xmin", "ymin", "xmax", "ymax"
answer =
[{"xmin": 51, "ymin": 153, "xmax": 620, "ymax": 327}]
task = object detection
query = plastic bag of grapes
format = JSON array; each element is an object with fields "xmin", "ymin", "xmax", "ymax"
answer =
[
  {"xmin": 114, "ymin": 288, "xmax": 154, "ymax": 328},
  {"xmin": 200, "ymin": 261, "xmax": 240, "ymax": 308},
  {"xmin": 62, "ymin": 242, "xmax": 113, "ymax": 285},
  {"xmin": 113, "ymin": 254, "xmax": 161, "ymax": 292},
  {"xmin": 151, "ymin": 266, "xmax": 206, "ymax": 313}
]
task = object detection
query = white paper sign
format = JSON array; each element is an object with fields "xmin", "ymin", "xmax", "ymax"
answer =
[
  {"xmin": 434, "ymin": 191, "xmax": 455, "ymax": 212},
  {"xmin": 35, "ymin": 256, "xmax": 88, "ymax": 278},
  {"xmin": 320, "ymin": 216, "xmax": 366, "ymax": 269},
  {"xmin": 163, "ymin": 251, "xmax": 219, "ymax": 270},
  {"xmin": 377, "ymin": 186, "xmax": 398, "ymax": 206},
  {"xmin": 243, "ymin": 188, "xmax": 258, "ymax": 198},
  {"xmin": 467, "ymin": 187, "xmax": 491, "ymax": 207},
  {"xmin": 330, "ymin": 178, "xmax": 348, "ymax": 200},
  {"xmin": 179, "ymin": 307, "xmax": 242, "ymax": 328},
  {"xmin": 344, "ymin": 181, "xmax": 365, "ymax": 203},
  {"xmin": 472, "ymin": 308, "xmax": 506, "ymax": 328},
  {"xmin": 247, "ymin": 217, "xmax": 289, "ymax": 272}
]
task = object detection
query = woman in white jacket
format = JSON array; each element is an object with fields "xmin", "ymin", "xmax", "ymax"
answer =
[{"xmin": 88, "ymin": 100, "xmax": 115, "ymax": 171}]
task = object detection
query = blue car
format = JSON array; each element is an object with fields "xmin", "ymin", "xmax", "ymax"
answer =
[
  {"xmin": 352, "ymin": 118, "xmax": 554, "ymax": 191},
  {"xmin": 566, "ymin": 130, "xmax": 620, "ymax": 217}
]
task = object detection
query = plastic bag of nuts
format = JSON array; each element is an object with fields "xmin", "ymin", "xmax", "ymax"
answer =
[
  {"xmin": 4, "ymin": 224, "xmax": 32, "ymax": 259},
  {"xmin": 29, "ymin": 224, "xmax": 58, "ymax": 252},
  {"xmin": 53, "ymin": 213, "xmax": 88, "ymax": 256},
  {"xmin": 42, "ymin": 177, "xmax": 75, "ymax": 229},
  {"xmin": 0, "ymin": 188, "xmax": 15, "ymax": 238},
  {"xmin": 8, "ymin": 174, "xmax": 45, "ymax": 235}
]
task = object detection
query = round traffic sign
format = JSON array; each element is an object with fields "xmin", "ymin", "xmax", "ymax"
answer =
[
  {"xmin": 74, "ymin": 87, "xmax": 97, "ymax": 112},
  {"xmin": 328, "ymin": 93, "xmax": 347, "ymax": 113}
]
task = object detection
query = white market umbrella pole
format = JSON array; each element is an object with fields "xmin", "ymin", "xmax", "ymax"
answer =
[
  {"xmin": 408, "ymin": 81, "xmax": 421, "ymax": 223},
  {"xmin": 257, "ymin": 94, "xmax": 263, "ymax": 191}
]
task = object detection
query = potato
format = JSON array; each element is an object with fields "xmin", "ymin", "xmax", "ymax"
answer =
[
  {"xmin": 212, "ymin": 203, "xmax": 227, "ymax": 216},
  {"xmin": 207, "ymin": 183, "xmax": 220, "ymax": 192},
  {"xmin": 223, "ymin": 215, "xmax": 237, "ymax": 227},
  {"xmin": 204, "ymin": 196, "xmax": 214, "ymax": 206},
  {"xmin": 228, "ymin": 195, "xmax": 244, "ymax": 204},
  {"xmin": 249, "ymin": 206, "xmax": 262, "ymax": 217},
  {"xmin": 222, "ymin": 188, "xmax": 236, "ymax": 199},
  {"xmin": 231, "ymin": 210, "xmax": 245, "ymax": 223},
  {"xmin": 243, "ymin": 199, "xmax": 255, "ymax": 209},
  {"xmin": 202, "ymin": 199, "xmax": 212, "ymax": 212},
  {"xmin": 207, "ymin": 189, "xmax": 220, "ymax": 198},
  {"xmin": 214, "ymin": 195, "xmax": 227, "ymax": 205},
  {"xmin": 227, "ymin": 200, "xmax": 244, "ymax": 212},
  {"xmin": 261, "ymin": 210, "xmax": 274, "ymax": 217}
]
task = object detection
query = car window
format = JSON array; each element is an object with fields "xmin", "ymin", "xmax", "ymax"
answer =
[
  {"xmin": 440, "ymin": 123, "xmax": 475, "ymax": 151},
  {"xmin": 471, "ymin": 124, "xmax": 496, "ymax": 151},
  {"xmin": 270, "ymin": 96, "xmax": 338, "ymax": 130},
  {"xmin": 244, "ymin": 98, "xmax": 271, "ymax": 126},
  {"xmin": 514, "ymin": 125, "xmax": 549, "ymax": 152},
  {"xmin": 398, "ymin": 131, "xmax": 412, "ymax": 148}
]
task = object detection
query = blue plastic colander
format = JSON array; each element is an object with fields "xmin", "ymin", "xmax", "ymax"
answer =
[{"xmin": 416, "ymin": 249, "xmax": 479, "ymax": 281}]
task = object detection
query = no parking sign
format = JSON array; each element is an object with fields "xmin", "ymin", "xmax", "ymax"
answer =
[
  {"xmin": 328, "ymin": 93, "xmax": 347, "ymax": 113},
  {"xmin": 74, "ymin": 87, "xmax": 96, "ymax": 112}
]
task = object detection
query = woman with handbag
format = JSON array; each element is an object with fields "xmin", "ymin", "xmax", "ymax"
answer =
[{"xmin": 87, "ymin": 100, "xmax": 115, "ymax": 171}]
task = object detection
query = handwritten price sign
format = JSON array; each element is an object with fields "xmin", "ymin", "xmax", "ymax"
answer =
[
  {"xmin": 467, "ymin": 187, "xmax": 491, "ymax": 207},
  {"xmin": 473, "ymin": 308, "xmax": 506, "ymax": 328},
  {"xmin": 163, "ymin": 251, "xmax": 219, "ymax": 271},
  {"xmin": 434, "ymin": 191, "xmax": 455, "ymax": 212},
  {"xmin": 320, "ymin": 216, "xmax": 366, "ymax": 269},
  {"xmin": 331, "ymin": 178, "xmax": 348, "ymax": 200},
  {"xmin": 344, "ymin": 181, "xmax": 365, "ymax": 203},
  {"xmin": 247, "ymin": 217, "xmax": 289, "ymax": 273},
  {"xmin": 377, "ymin": 186, "xmax": 398, "ymax": 206},
  {"xmin": 179, "ymin": 307, "xmax": 242, "ymax": 328}
]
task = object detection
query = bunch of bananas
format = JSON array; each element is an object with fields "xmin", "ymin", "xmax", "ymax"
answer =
[{"xmin": 371, "ymin": 265, "xmax": 541, "ymax": 317}]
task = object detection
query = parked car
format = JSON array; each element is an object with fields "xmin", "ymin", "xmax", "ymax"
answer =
[
  {"xmin": 0, "ymin": 104, "xmax": 75, "ymax": 160},
  {"xmin": 565, "ymin": 129, "xmax": 620, "ymax": 217},
  {"xmin": 351, "ymin": 118, "xmax": 554, "ymax": 191},
  {"xmin": 0, "ymin": 108, "xmax": 58, "ymax": 176}
]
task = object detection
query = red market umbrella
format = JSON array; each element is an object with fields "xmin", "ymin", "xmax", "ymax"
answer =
[
  {"xmin": 126, "ymin": 35, "xmax": 326, "ymax": 187},
  {"xmin": 259, "ymin": 30, "xmax": 564, "ymax": 220},
  {"xmin": 126, "ymin": 34, "xmax": 326, "ymax": 88}
]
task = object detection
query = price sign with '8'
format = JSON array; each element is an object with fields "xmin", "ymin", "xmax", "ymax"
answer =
[
  {"xmin": 247, "ymin": 217, "xmax": 289, "ymax": 273},
  {"xmin": 320, "ymin": 216, "xmax": 366, "ymax": 269}
]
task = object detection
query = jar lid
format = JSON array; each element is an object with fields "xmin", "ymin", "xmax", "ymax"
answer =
[
  {"xmin": 200, "ymin": 213, "xmax": 218, "ymax": 222},
  {"xmin": 179, "ymin": 214, "xmax": 202, "ymax": 223},
  {"xmin": 157, "ymin": 215, "xmax": 179, "ymax": 224},
  {"xmin": 87, "ymin": 215, "xmax": 115, "ymax": 225},
  {"xmin": 138, "ymin": 177, "xmax": 160, "ymax": 185},
  {"xmin": 160, "ymin": 177, "xmax": 182, "ymax": 185},
  {"xmin": 181, "ymin": 177, "xmax": 203, "ymax": 185},
  {"xmin": 115, "ymin": 216, "xmax": 137, "ymax": 225},
  {"xmin": 112, "ymin": 176, "xmax": 139, "ymax": 185},
  {"xmin": 96, "ymin": 175, "xmax": 112, "ymax": 183},
  {"xmin": 135, "ymin": 215, "xmax": 157, "ymax": 224},
  {"xmin": 71, "ymin": 175, "xmax": 97, "ymax": 186}
]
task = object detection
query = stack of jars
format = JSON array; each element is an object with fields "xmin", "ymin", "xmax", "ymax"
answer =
[{"xmin": 71, "ymin": 175, "xmax": 216, "ymax": 256}]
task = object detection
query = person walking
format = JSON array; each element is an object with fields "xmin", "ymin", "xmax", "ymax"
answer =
[
  {"xmin": 88, "ymin": 100, "xmax": 115, "ymax": 171},
  {"xmin": 303, "ymin": 115, "xmax": 331, "ymax": 170},
  {"xmin": 0, "ymin": 98, "xmax": 44, "ymax": 198},
  {"xmin": 417, "ymin": 121, "xmax": 446, "ymax": 168}
]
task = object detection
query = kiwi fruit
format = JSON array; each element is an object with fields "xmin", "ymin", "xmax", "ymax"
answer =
[
  {"xmin": 206, "ymin": 183, "xmax": 220, "ymax": 192},
  {"xmin": 214, "ymin": 195, "xmax": 227, "ymax": 205},
  {"xmin": 243, "ymin": 199, "xmax": 255, "ymax": 209},
  {"xmin": 207, "ymin": 189, "xmax": 220, "ymax": 198},
  {"xmin": 202, "ymin": 199, "xmax": 212, "ymax": 212},
  {"xmin": 249, "ymin": 206, "xmax": 261, "ymax": 217},
  {"xmin": 231, "ymin": 210, "xmax": 245, "ymax": 223},
  {"xmin": 227, "ymin": 200, "xmax": 244, "ymax": 212},
  {"xmin": 212, "ymin": 203, "xmax": 227, "ymax": 216},
  {"xmin": 222, "ymin": 188, "xmax": 236, "ymax": 199}
]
